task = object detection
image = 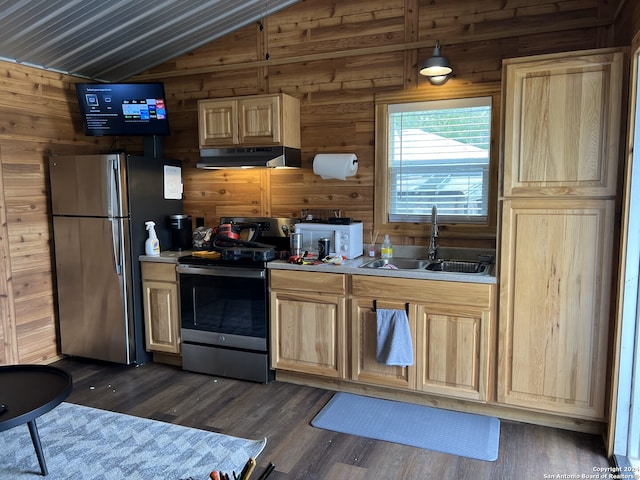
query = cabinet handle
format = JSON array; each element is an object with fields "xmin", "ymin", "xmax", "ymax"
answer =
[{"xmin": 371, "ymin": 300, "xmax": 409, "ymax": 315}]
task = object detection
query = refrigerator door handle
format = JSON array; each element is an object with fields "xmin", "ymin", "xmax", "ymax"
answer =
[
  {"xmin": 111, "ymin": 218, "xmax": 123, "ymax": 275},
  {"xmin": 109, "ymin": 157, "xmax": 123, "ymax": 217}
]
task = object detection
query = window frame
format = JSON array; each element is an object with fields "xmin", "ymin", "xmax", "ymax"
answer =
[{"xmin": 374, "ymin": 84, "xmax": 501, "ymax": 242}]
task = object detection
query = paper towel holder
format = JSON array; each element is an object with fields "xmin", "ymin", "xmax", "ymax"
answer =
[
  {"xmin": 312, "ymin": 153, "xmax": 358, "ymax": 180},
  {"xmin": 334, "ymin": 157, "xmax": 358, "ymax": 166}
]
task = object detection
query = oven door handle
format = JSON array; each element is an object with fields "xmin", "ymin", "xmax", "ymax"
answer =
[{"xmin": 177, "ymin": 264, "xmax": 266, "ymax": 279}]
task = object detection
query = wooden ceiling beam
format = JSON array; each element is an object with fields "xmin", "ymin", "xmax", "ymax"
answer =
[{"xmin": 135, "ymin": 16, "xmax": 611, "ymax": 80}]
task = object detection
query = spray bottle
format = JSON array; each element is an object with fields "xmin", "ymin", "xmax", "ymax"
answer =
[{"xmin": 145, "ymin": 221, "xmax": 160, "ymax": 256}]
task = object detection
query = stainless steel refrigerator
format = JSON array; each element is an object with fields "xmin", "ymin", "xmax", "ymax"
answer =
[{"xmin": 48, "ymin": 154, "xmax": 183, "ymax": 364}]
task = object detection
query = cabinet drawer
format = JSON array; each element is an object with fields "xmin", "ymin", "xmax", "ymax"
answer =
[
  {"xmin": 141, "ymin": 262, "xmax": 177, "ymax": 282},
  {"xmin": 270, "ymin": 270, "xmax": 346, "ymax": 294},
  {"xmin": 352, "ymin": 276, "xmax": 493, "ymax": 308}
]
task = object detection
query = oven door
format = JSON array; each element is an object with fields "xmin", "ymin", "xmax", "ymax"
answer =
[{"xmin": 177, "ymin": 264, "xmax": 268, "ymax": 351}]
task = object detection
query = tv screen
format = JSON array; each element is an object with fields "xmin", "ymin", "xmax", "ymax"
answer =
[{"xmin": 75, "ymin": 82, "xmax": 170, "ymax": 137}]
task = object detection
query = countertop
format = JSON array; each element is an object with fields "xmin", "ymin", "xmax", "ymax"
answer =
[
  {"xmin": 269, "ymin": 246, "xmax": 497, "ymax": 284},
  {"xmin": 139, "ymin": 250, "xmax": 191, "ymax": 263},
  {"xmin": 140, "ymin": 247, "xmax": 497, "ymax": 284},
  {"xmin": 268, "ymin": 256, "xmax": 496, "ymax": 284}
]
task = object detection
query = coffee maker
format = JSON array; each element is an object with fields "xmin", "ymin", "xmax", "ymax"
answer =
[{"xmin": 167, "ymin": 214, "xmax": 192, "ymax": 251}]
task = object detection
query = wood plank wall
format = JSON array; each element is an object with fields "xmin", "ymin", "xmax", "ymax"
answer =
[
  {"xmin": 138, "ymin": 0, "xmax": 622, "ymax": 248},
  {"xmin": 615, "ymin": 0, "xmax": 640, "ymax": 43},
  {"xmin": 0, "ymin": 0, "xmax": 634, "ymax": 366},
  {"xmin": 0, "ymin": 65, "xmax": 116, "ymax": 365}
]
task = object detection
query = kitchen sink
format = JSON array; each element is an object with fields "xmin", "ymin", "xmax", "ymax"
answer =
[
  {"xmin": 425, "ymin": 260, "xmax": 489, "ymax": 274},
  {"xmin": 358, "ymin": 258, "xmax": 430, "ymax": 270},
  {"xmin": 358, "ymin": 257, "xmax": 491, "ymax": 275}
]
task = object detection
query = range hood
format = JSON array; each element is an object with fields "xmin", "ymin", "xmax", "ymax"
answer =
[{"xmin": 197, "ymin": 146, "xmax": 301, "ymax": 169}]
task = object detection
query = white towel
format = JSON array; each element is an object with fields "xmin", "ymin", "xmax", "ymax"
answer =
[{"xmin": 376, "ymin": 308, "xmax": 414, "ymax": 367}]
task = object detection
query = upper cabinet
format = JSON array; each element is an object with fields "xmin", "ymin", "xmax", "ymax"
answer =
[
  {"xmin": 198, "ymin": 93, "xmax": 301, "ymax": 149},
  {"xmin": 501, "ymin": 49, "xmax": 624, "ymax": 198}
]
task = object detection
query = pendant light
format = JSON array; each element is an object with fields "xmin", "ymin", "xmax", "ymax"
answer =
[{"xmin": 419, "ymin": 40, "xmax": 453, "ymax": 85}]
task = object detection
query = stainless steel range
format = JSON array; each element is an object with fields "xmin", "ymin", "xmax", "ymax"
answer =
[{"xmin": 177, "ymin": 217, "xmax": 297, "ymax": 383}]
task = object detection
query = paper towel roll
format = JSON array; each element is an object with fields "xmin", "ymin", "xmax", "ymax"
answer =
[{"xmin": 313, "ymin": 153, "xmax": 358, "ymax": 180}]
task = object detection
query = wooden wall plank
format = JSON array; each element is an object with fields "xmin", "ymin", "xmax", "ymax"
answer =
[
  {"xmin": 615, "ymin": 0, "xmax": 640, "ymax": 43},
  {"xmin": 0, "ymin": 145, "xmax": 17, "ymax": 365},
  {"xmin": 0, "ymin": 65, "xmax": 112, "ymax": 365},
  {"xmin": 0, "ymin": 0, "xmax": 632, "ymax": 366},
  {"xmin": 148, "ymin": 0, "xmax": 618, "ymax": 249}
]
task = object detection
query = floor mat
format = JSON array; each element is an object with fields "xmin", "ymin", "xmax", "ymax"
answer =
[{"xmin": 311, "ymin": 392, "xmax": 500, "ymax": 461}]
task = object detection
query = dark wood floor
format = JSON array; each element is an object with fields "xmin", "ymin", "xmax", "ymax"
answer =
[{"xmin": 51, "ymin": 357, "xmax": 612, "ymax": 480}]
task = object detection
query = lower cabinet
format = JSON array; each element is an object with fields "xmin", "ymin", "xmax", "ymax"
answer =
[
  {"xmin": 269, "ymin": 269, "xmax": 495, "ymax": 402},
  {"xmin": 351, "ymin": 297, "xmax": 417, "ymax": 389},
  {"xmin": 415, "ymin": 302, "xmax": 492, "ymax": 402},
  {"xmin": 351, "ymin": 275, "xmax": 495, "ymax": 402},
  {"xmin": 269, "ymin": 270, "xmax": 347, "ymax": 378},
  {"xmin": 497, "ymin": 199, "xmax": 614, "ymax": 419},
  {"xmin": 141, "ymin": 262, "xmax": 181, "ymax": 355}
]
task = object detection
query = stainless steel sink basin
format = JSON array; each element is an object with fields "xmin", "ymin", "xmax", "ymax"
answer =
[
  {"xmin": 359, "ymin": 257, "xmax": 492, "ymax": 275},
  {"xmin": 424, "ymin": 260, "xmax": 489, "ymax": 275},
  {"xmin": 359, "ymin": 258, "xmax": 430, "ymax": 270}
]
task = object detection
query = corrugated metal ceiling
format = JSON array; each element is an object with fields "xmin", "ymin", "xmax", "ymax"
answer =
[{"xmin": 0, "ymin": 0, "xmax": 301, "ymax": 82}]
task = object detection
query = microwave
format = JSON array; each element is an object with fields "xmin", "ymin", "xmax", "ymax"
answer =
[{"xmin": 294, "ymin": 222, "xmax": 363, "ymax": 259}]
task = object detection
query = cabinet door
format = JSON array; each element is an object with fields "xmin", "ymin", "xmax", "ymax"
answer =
[
  {"xmin": 502, "ymin": 49, "xmax": 623, "ymax": 197},
  {"xmin": 142, "ymin": 280, "xmax": 181, "ymax": 354},
  {"xmin": 498, "ymin": 198, "xmax": 614, "ymax": 418},
  {"xmin": 416, "ymin": 303, "xmax": 490, "ymax": 402},
  {"xmin": 238, "ymin": 96, "xmax": 280, "ymax": 145},
  {"xmin": 198, "ymin": 99, "xmax": 238, "ymax": 147},
  {"xmin": 351, "ymin": 298, "xmax": 416, "ymax": 389},
  {"xmin": 270, "ymin": 290, "xmax": 346, "ymax": 378}
]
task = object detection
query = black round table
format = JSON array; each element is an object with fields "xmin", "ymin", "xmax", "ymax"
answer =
[{"xmin": 0, "ymin": 365, "xmax": 72, "ymax": 476}]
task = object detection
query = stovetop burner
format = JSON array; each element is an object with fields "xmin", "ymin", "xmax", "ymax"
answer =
[
  {"xmin": 220, "ymin": 246, "xmax": 276, "ymax": 262},
  {"xmin": 181, "ymin": 216, "xmax": 296, "ymax": 267}
]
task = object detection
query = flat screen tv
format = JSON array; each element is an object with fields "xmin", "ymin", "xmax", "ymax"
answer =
[{"xmin": 75, "ymin": 82, "xmax": 170, "ymax": 136}]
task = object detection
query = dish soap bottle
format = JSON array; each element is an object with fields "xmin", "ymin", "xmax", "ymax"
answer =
[
  {"xmin": 145, "ymin": 221, "xmax": 160, "ymax": 256},
  {"xmin": 380, "ymin": 234, "xmax": 393, "ymax": 259}
]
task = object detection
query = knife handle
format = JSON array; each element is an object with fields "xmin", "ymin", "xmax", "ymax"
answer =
[
  {"xmin": 239, "ymin": 458, "xmax": 256, "ymax": 480},
  {"xmin": 256, "ymin": 462, "xmax": 275, "ymax": 480}
]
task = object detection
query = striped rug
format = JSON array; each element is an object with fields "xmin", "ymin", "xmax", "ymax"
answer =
[{"xmin": 0, "ymin": 402, "xmax": 266, "ymax": 479}]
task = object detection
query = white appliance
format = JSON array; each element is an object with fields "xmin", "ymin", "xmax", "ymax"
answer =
[{"xmin": 294, "ymin": 222, "xmax": 363, "ymax": 259}]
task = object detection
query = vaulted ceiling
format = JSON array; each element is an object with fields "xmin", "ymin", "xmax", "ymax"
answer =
[{"xmin": 0, "ymin": 0, "xmax": 301, "ymax": 82}]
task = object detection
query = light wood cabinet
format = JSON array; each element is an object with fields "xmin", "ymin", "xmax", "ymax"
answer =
[
  {"xmin": 498, "ymin": 199, "xmax": 614, "ymax": 418},
  {"xmin": 351, "ymin": 297, "xmax": 417, "ymax": 390},
  {"xmin": 269, "ymin": 270, "xmax": 347, "ymax": 378},
  {"xmin": 351, "ymin": 275, "xmax": 494, "ymax": 401},
  {"xmin": 502, "ymin": 49, "xmax": 623, "ymax": 198},
  {"xmin": 498, "ymin": 48, "xmax": 623, "ymax": 420},
  {"xmin": 198, "ymin": 98, "xmax": 237, "ymax": 146},
  {"xmin": 416, "ymin": 302, "xmax": 492, "ymax": 402},
  {"xmin": 141, "ymin": 262, "xmax": 181, "ymax": 355},
  {"xmin": 198, "ymin": 93, "xmax": 301, "ymax": 148}
]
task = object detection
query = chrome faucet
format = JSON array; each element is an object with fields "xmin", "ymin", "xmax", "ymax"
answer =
[{"xmin": 428, "ymin": 205, "xmax": 439, "ymax": 260}]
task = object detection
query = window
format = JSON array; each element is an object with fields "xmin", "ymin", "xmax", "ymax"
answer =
[
  {"xmin": 375, "ymin": 86, "xmax": 500, "ymax": 239},
  {"xmin": 387, "ymin": 97, "xmax": 492, "ymax": 224}
]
